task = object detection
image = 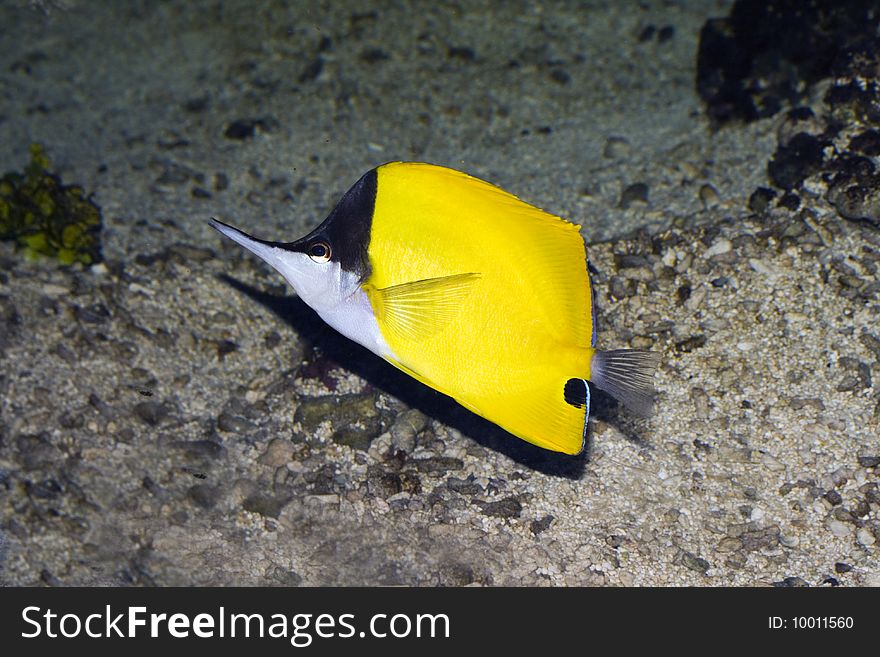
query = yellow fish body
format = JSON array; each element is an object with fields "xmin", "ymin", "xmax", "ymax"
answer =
[{"xmin": 210, "ymin": 162, "xmax": 658, "ymax": 455}]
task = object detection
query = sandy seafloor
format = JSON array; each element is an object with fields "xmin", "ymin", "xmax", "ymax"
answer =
[{"xmin": 0, "ymin": 0, "xmax": 877, "ymax": 586}]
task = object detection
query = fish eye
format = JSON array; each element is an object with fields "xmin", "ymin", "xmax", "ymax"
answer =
[{"xmin": 308, "ymin": 241, "xmax": 331, "ymax": 263}]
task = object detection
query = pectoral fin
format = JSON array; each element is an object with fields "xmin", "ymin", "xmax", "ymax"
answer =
[{"xmin": 366, "ymin": 272, "xmax": 481, "ymax": 342}]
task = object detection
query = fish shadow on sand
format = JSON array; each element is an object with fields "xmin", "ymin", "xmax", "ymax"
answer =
[{"xmin": 218, "ymin": 274, "xmax": 649, "ymax": 479}]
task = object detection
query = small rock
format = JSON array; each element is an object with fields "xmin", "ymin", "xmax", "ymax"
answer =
[
  {"xmin": 699, "ymin": 184, "xmax": 721, "ymax": 209},
  {"xmin": 242, "ymin": 494, "xmax": 289, "ymax": 518},
  {"xmin": 824, "ymin": 490, "xmax": 842, "ymax": 506},
  {"xmin": 834, "ymin": 562, "xmax": 852, "ymax": 574},
  {"xmin": 828, "ymin": 519, "xmax": 851, "ymax": 537},
  {"xmin": 388, "ymin": 409, "xmax": 427, "ymax": 454},
  {"xmin": 475, "ymin": 496, "xmax": 522, "ymax": 518},
  {"xmin": 413, "ymin": 456, "xmax": 464, "ymax": 473},
  {"xmin": 856, "ymin": 528, "xmax": 875, "ymax": 546},
  {"xmin": 619, "ymin": 182, "xmax": 649, "ymax": 208},
  {"xmin": 681, "ymin": 551, "xmax": 710, "ymax": 574},
  {"xmin": 704, "ymin": 238, "xmax": 731, "ymax": 258},
  {"xmin": 603, "ymin": 136, "xmax": 631, "ymax": 159},
  {"xmin": 259, "ymin": 438, "xmax": 296, "ymax": 468},
  {"xmin": 187, "ymin": 484, "xmax": 222, "ymax": 509},
  {"xmin": 217, "ymin": 412, "xmax": 255, "ymax": 434},
  {"xmin": 857, "ymin": 455, "xmax": 880, "ymax": 468},
  {"xmin": 133, "ymin": 401, "xmax": 169, "ymax": 426},
  {"xmin": 446, "ymin": 475, "xmax": 482, "ymax": 496},
  {"xmin": 530, "ymin": 515, "xmax": 554, "ymax": 536},
  {"xmin": 773, "ymin": 576, "xmax": 809, "ymax": 587}
]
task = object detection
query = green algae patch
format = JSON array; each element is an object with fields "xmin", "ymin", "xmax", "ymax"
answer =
[{"xmin": 0, "ymin": 144, "xmax": 102, "ymax": 265}]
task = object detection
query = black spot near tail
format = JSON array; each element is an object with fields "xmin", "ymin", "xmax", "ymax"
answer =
[{"xmin": 564, "ymin": 378, "xmax": 588, "ymax": 409}]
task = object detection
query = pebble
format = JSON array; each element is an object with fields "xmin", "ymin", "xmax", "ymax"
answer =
[
  {"xmin": 603, "ymin": 136, "xmax": 631, "ymax": 160},
  {"xmin": 388, "ymin": 409, "xmax": 427, "ymax": 454},
  {"xmin": 856, "ymin": 528, "xmax": 875, "ymax": 546},
  {"xmin": 133, "ymin": 401, "xmax": 169, "ymax": 426},
  {"xmin": 779, "ymin": 534, "xmax": 799, "ymax": 548},
  {"xmin": 828, "ymin": 519, "xmax": 851, "ymax": 538},
  {"xmin": 704, "ymin": 238, "xmax": 731, "ymax": 258},
  {"xmin": 699, "ymin": 184, "xmax": 721, "ymax": 209},
  {"xmin": 259, "ymin": 438, "xmax": 296, "ymax": 468},
  {"xmin": 475, "ymin": 496, "xmax": 522, "ymax": 519},
  {"xmin": 748, "ymin": 258, "xmax": 781, "ymax": 280},
  {"xmin": 217, "ymin": 412, "xmax": 255, "ymax": 434}
]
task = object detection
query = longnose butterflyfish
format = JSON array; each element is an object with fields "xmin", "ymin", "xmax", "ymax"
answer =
[{"xmin": 210, "ymin": 162, "xmax": 658, "ymax": 454}]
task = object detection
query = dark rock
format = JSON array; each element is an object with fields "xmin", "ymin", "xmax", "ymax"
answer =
[
  {"xmin": 436, "ymin": 560, "xmax": 477, "ymax": 586},
  {"xmin": 171, "ymin": 440, "xmax": 225, "ymax": 461},
  {"xmin": 858, "ymin": 455, "xmax": 880, "ymax": 468},
  {"xmin": 849, "ymin": 128, "xmax": 880, "ymax": 156},
  {"xmin": 616, "ymin": 254, "xmax": 652, "ymax": 269},
  {"xmin": 133, "ymin": 401, "xmax": 170, "ymax": 426},
  {"xmin": 681, "ymin": 551, "xmax": 710, "ymax": 574},
  {"xmin": 675, "ymin": 284, "xmax": 691, "ymax": 304},
  {"xmin": 366, "ymin": 465, "xmax": 402, "ymax": 498},
  {"xmin": 182, "ymin": 95, "xmax": 210, "ymax": 113},
  {"xmin": 741, "ymin": 525, "xmax": 780, "ymax": 551},
  {"xmin": 768, "ymin": 132, "xmax": 824, "ymax": 190},
  {"xmin": 696, "ymin": 0, "xmax": 875, "ymax": 123},
  {"xmin": 268, "ymin": 566, "xmax": 302, "ymax": 586},
  {"xmin": 657, "ymin": 25, "xmax": 675, "ymax": 43},
  {"xmin": 748, "ymin": 187, "xmax": 776, "ymax": 213},
  {"xmin": 224, "ymin": 118, "xmax": 272, "ymax": 140},
  {"xmin": 24, "ymin": 478, "xmax": 62, "ymax": 500},
  {"xmin": 530, "ymin": 514, "xmax": 554, "ymax": 536},
  {"xmin": 446, "ymin": 475, "xmax": 482, "ymax": 496},
  {"xmin": 834, "ymin": 562, "xmax": 853, "ymax": 573},
  {"xmin": 852, "ymin": 500, "xmax": 870, "ymax": 517},
  {"xmin": 217, "ymin": 412, "xmax": 255, "ymax": 434},
  {"xmin": 58, "ymin": 411, "xmax": 84, "ymax": 429},
  {"xmin": 673, "ymin": 334, "xmax": 706, "ymax": 354},
  {"xmin": 619, "ymin": 182, "xmax": 649, "ymax": 208},
  {"xmin": 860, "ymin": 331, "xmax": 880, "ymax": 361},
  {"xmin": 216, "ymin": 339, "xmax": 238, "ymax": 361},
  {"xmin": 413, "ymin": 457, "xmax": 464, "ymax": 474},
  {"xmin": 778, "ymin": 192, "xmax": 800, "ymax": 210},
  {"xmin": 475, "ymin": 496, "xmax": 522, "ymax": 518},
  {"xmin": 824, "ymin": 490, "xmax": 842, "ymax": 505},
  {"xmin": 75, "ymin": 303, "xmax": 110, "ymax": 324},
  {"xmin": 779, "ymin": 576, "xmax": 810, "ymax": 587},
  {"xmin": 447, "ymin": 46, "xmax": 475, "ymax": 62},
  {"xmin": 16, "ymin": 434, "xmax": 60, "ymax": 471},
  {"xmin": 298, "ymin": 57, "xmax": 323, "ymax": 83},
  {"xmin": 609, "ymin": 276, "xmax": 637, "ymax": 299},
  {"xmin": 294, "ymin": 393, "xmax": 387, "ymax": 450},
  {"xmin": 360, "ymin": 48, "xmax": 389, "ymax": 64},
  {"xmin": 549, "ymin": 69, "xmax": 571, "ymax": 85},
  {"xmin": 242, "ymin": 494, "xmax": 289, "ymax": 518},
  {"xmin": 187, "ymin": 484, "xmax": 221, "ymax": 509}
]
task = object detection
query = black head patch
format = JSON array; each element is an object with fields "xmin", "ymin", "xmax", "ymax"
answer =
[{"xmin": 284, "ymin": 168, "xmax": 377, "ymax": 280}]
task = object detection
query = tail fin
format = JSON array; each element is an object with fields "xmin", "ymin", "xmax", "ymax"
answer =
[{"xmin": 590, "ymin": 349, "xmax": 660, "ymax": 416}]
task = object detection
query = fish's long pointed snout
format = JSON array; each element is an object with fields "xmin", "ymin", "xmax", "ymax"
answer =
[{"xmin": 208, "ymin": 218, "xmax": 284, "ymax": 265}]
